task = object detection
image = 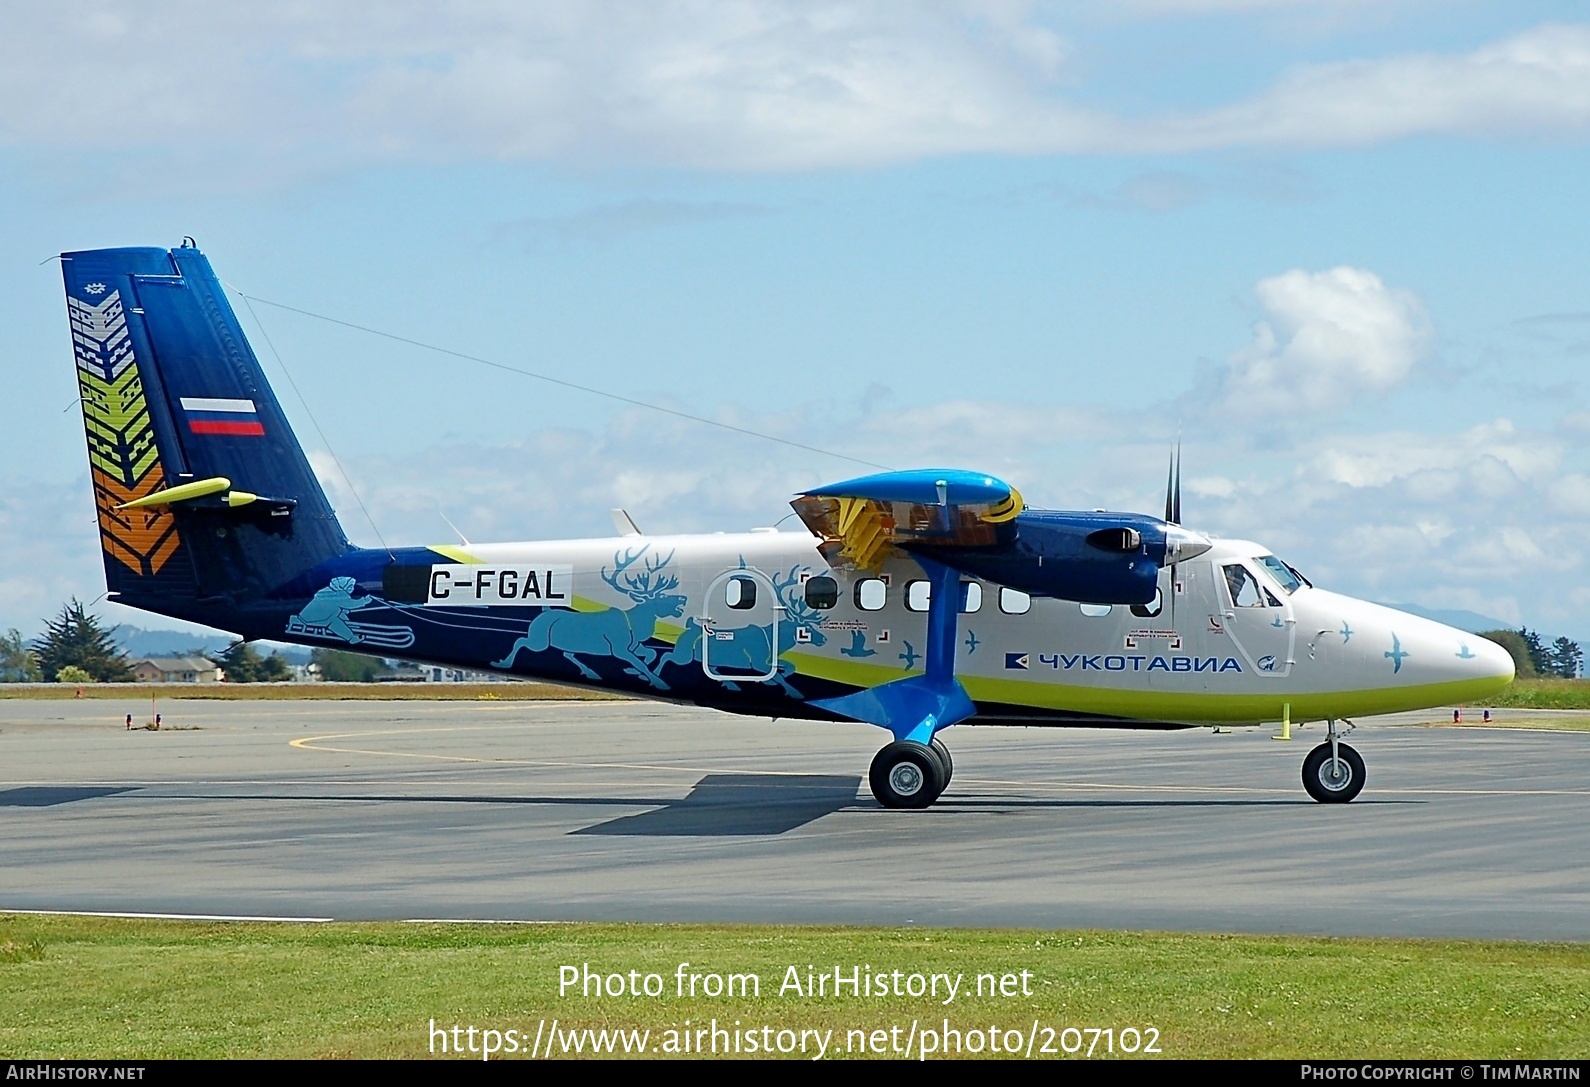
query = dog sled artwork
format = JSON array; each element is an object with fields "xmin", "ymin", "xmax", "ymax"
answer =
[{"xmin": 286, "ymin": 577, "xmax": 415, "ymax": 649}]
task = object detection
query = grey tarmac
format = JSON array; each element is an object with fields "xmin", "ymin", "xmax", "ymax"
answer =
[{"xmin": 1, "ymin": 698, "xmax": 1586, "ymax": 940}]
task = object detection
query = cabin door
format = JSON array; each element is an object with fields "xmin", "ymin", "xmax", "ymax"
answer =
[{"xmin": 700, "ymin": 568, "xmax": 782, "ymax": 683}]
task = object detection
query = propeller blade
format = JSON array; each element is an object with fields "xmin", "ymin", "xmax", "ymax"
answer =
[
  {"xmin": 1166, "ymin": 440, "xmax": 1182, "ymax": 630},
  {"xmin": 1172, "ymin": 440, "xmax": 1182, "ymax": 525},
  {"xmin": 1164, "ymin": 448, "xmax": 1176, "ymax": 524}
]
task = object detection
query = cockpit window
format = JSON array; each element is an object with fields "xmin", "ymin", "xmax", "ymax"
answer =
[
  {"xmin": 1222, "ymin": 563, "xmax": 1266, "ymax": 608},
  {"xmin": 1256, "ymin": 555, "xmax": 1304, "ymax": 594}
]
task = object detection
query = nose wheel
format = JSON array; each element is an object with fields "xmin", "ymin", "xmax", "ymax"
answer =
[
  {"xmin": 1302, "ymin": 719, "xmax": 1365, "ymax": 803},
  {"xmin": 870, "ymin": 739, "xmax": 953, "ymax": 808}
]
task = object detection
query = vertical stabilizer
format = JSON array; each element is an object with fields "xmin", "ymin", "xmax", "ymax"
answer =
[{"xmin": 61, "ymin": 244, "xmax": 351, "ymax": 624}]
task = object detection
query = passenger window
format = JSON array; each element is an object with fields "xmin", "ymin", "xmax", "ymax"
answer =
[
  {"xmin": 905, "ymin": 580, "xmax": 931, "ymax": 612},
  {"xmin": 1222, "ymin": 564, "xmax": 1264, "ymax": 608},
  {"xmin": 855, "ymin": 578, "xmax": 887, "ymax": 611},
  {"xmin": 725, "ymin": 576, "xmax": 756, "ymax": 610},
  {"xmin": 960, "ymin": 582, "xmax": 982, "ymax": 613},
  {"xmin": 804, "ymin": 575, "xmax": 838, "ymax": 610},
  {"xmin": 1080, "ymin": 603, "xmax": 1112, "ymax": 617},
  {"xmin": 999, "ymin": 587, "xmax": 1031, "ymax": 615},
  {"xmin": 1130, "ymin": 588, "xmax": 1164, "ymax": 618}
]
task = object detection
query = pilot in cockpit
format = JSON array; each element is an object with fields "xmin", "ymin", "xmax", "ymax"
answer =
[{"xmin": 1223, "ymin": 563, "xmax": 1280, "ymax": 608}]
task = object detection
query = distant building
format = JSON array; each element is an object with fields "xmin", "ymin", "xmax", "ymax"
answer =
[
  {"xmin": 132, "ymin": 656, "xmax": 223, "ymax": 684},
  {"xmin": 375, "ymin": 663, "xmax": 503, "ymax": 683}
]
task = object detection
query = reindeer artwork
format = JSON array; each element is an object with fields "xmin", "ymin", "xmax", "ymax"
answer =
[
  {"xmin": 492, "ymin": 546, "xmax": 686, "ymax": 689},
  {"xmin": 658, "ymin": 566, "xmax": 828, "ymax": 698}
]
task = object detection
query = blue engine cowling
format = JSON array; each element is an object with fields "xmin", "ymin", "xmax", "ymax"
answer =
[{"xmin": 906, "ymin": 509, "xmax": 1169, "ymax": 605}]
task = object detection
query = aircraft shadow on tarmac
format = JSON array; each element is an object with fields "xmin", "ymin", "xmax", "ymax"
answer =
[
  {"xmin": 576, "ymin": 774, "xmax": 864, "ymax": 836},
  {"xmin": 0, "ymin": 786, "xmax": 137, "ymax": 807}
]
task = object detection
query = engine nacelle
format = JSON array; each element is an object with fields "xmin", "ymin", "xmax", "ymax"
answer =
[{"xmin": 909, "ymin": 509, "xmax": 1193, "ymax": 605}]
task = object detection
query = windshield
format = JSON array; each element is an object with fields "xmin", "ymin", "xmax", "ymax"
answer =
[{"xmin": 1256, "ymin": 554, "xmax": 1304, "ymax": 594}]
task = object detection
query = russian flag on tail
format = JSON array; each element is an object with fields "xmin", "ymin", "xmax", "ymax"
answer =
[{"xmin": 179, "ymin": 397, "xmax": 265, "ymax": 437}]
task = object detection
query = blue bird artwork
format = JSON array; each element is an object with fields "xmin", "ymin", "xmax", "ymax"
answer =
[
  {"xmin": 841, "ymin": 630, "xmax": 877, "ymax": 658},
  {"xmin": 1384, "ymin": 633, "xmax": 1409, "ymax": 674}
]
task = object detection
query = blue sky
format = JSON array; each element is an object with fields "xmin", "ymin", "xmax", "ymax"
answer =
[{"xmin": 3, "ymin": 1, "xmax": 1589, "ymax": 639}]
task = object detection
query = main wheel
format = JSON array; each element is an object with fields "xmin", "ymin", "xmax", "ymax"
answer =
[
  {"xmin": 1302, "ymin": 742, "xmax": 1366, "ymax": 803},
  {"xmin": 930, "ymin": 737, "xmax": 954, "ymax": 789},
  {"xmin": 869, "ymin": 741, "xmax": 946, "ymax": 809}
]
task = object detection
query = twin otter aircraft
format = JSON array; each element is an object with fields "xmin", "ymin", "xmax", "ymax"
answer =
[{"xmin": 64, "ymin": 244, "xmax": 1514, "ymax": 808}]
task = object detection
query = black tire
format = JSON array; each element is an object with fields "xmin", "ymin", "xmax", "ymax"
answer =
[
  {"xmin": 930, "ymin": 736, "xmax": 954, "ymax": 789},
  {"xmin": 869, "ymin": 741, "xmax": 944, "ymax": 809},
  {"xmin": 1302, "ymin": 742, "xmax": 1366, "ymax": 803}
]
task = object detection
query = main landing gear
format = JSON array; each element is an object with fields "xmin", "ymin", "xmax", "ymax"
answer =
[
  {"xmin": 1302, "ymin": 718, "xmax": 1365, "ymax": 803},
  {"xmin": 869, "ymin": 738, "xmax": 955, "ymax": 809}
]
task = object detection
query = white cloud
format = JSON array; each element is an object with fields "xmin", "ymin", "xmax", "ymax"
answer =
[
  {"xmin": 505, "ymin": 199, "xmax": 774, "ymax": 248},
  {"xmin": 1550, "ymin": 473, "xmax": 1590, "ymax": 516},
  {"xmin": 1308, "ymin": 420, "xmax": 1560, "ymax": 490},
  {"xmin": 1, "ymin": 7, "xmax": 1588, "ymax": 174},
  {"xmin": 1142, "ymin": 23, "xmax": 1590, "ymax": 152},
  {"xmin": 1206, "ymin": 266, "xmax": 1429, "ymax": 415},
  {"xmin": 1106, "ymin": 0, "xmax": 1387, "ymax": 11}
]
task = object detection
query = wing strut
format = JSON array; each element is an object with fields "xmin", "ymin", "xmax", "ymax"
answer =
[{"xmin": 811, "ymin": 554, "xmax": 975, "ymax": 743}]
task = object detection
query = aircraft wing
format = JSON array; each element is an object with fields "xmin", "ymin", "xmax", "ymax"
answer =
[{"xmin": 792, "ymin": 469, "xmax": 1209, "ymax": 606}]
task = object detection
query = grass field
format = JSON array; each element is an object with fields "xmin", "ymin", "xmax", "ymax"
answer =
[
  {"xmin": 1424, "ymin": 717, "xmax": 1590, "ymax": 732},
  {"xmin": 0, "ymin": 915, "xmax": 1584, "ymax": 1059},
  {"xmin": 0, "ymin": 682, "xmax": 626, "ymax": 701},
  {"xmin": 1473, "ymin": 677, "xmax": 1590, "ymax": 710}
]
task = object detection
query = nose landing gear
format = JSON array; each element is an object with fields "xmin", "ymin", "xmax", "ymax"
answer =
[{"xmin": 1302, "ymin": 718, "xmax": 1365, "ymax": 803}]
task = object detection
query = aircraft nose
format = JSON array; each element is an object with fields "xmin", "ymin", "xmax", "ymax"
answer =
[{"xmin": 1471, "ymin": 636, "xmax": 1516, "ymax": 683}]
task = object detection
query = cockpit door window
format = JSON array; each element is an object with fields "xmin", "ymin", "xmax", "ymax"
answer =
[{"xmin": 1222, "ymin": 563, "xmax": 1267, "ymax": 608}]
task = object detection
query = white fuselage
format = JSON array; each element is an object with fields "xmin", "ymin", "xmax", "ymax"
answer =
[{"xmin": 427, "ymin": 528, "xmax": 1514, "ymax": 726}]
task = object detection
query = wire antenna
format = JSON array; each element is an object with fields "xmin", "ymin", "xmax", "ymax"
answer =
[
  {"xmin": 239, "ymin": 294, "xmax": 396, "ymax": 561},
  {"xmin": 231, "ymin": 289, "xmax": 892, "ymax": 472},
  {"xmin": 437, "ymin": 510, "xmax": 471, "ymax": 547}
]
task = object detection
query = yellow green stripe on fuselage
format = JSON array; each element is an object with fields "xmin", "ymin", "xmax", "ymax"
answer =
[{"xmin": 784, "ymin": 650, "xmax": 1513, "ymax": 724}]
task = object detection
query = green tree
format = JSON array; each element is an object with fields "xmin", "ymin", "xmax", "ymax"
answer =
[
  {"xmin": 256, "ymin": 651, "xmax": 293, "ymax": 682},
  {"xmin": 1518, "ymin": 628, "xmax": 1549, "ymax": 675},
  {"xmin": 0, "ymin": 629, "xmax": 41, "ymax": 682},
  {"xmin": 33, "ymin": 600, "xmax": 133, "ymax": 683},
  {"xmin": 55, "ymin": 665, "xmax": 94, "ymax": 683},
  {"xmin": 210, "ymin": 641, "xmax": 295, "ymax": 683},
  {"xmin": 1546, "ymin": 636, "xmax": 1584, "ymax": 679},
  {"xmin": 310, "ymin": 648, "xmax": 384, "ymax": 683},
  {"xmin": 1478, "ymin": 630, "xmax": 1536, "ymax": 678}
]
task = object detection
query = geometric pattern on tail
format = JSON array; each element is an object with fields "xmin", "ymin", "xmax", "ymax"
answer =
[{"xmin": 69, "ymin": 289, "xmax": 180, "ymax": 576}]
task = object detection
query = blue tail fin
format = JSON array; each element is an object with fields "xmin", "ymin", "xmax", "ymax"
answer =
[{"xmin": 61, "ymin": 244, "xmax": 352, "ymax": 629}]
